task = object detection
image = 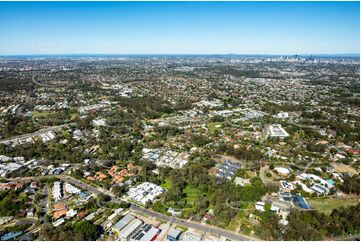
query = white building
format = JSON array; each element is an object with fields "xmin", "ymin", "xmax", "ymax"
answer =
[
  {"xmin": 255, "ymin": 201, "xmax": 265, "ymax": 212},
  {"xmin": 92, "ymin": 118, "xmax": 106, "ymax": 127},
  {"xmin": 274, "ymin": 167, "xmax": 290, "ymax": 176},
  {"xmin": 66, "ymin": 209, "xmax": 77, "ymax": 218},
  {"xmin": 64, "ymin": 183, "xmax": 81, "ymax": 195},
  {"xmin": 274, "ymin": 112, "xmax": 289, "ymax": 119},
  {"xmin": 264, "ymin": 124, "xmax": 290, "ymax": 139},
  {"xmin": 128, "ymin": 182, "xmax": 165, "ymax": 205},
  {"xmin": 53, "ymin": 181, "xmax": 63, "ymax": 201}
]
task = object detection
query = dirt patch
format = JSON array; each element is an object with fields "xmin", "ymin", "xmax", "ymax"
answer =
[{"xmin": 331, "ymin": 163, "xmax": 358, "ymax": 175}]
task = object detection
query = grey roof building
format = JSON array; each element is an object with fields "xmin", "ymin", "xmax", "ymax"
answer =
[{"xmin": 113, "ymin": 214, "xmax": 135, "ymax": 233}]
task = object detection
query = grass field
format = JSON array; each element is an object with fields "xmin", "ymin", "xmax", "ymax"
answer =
[
  {"xmin": 181, "ymin": 185, "xmax": 200, "ymax": 205},
  {"xmin": 227, "ymin": 212, "xmax": 244, "ymax": 231},
  {"xmin": 207, "ymin": 122, "xmax": 224, "ymax": 131},
  {"xmin": 32, "ymin": 111, "xmax": 55, "ymax": 118},
  {"xmin": 307, "ymin": 197, "xmax": 359, "ymax": 215},
  {"xmin": 160, "ymin": 178, "xmax": 171, "ymax": 190}
]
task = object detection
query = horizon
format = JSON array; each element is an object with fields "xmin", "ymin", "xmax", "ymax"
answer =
[
  {"xmin": 0, "ymin": 1, "xmax": 359, "ymax": 55},
  {"xmin": 0, "ymin": 53, "xmax": 360, "ymax": 58}
]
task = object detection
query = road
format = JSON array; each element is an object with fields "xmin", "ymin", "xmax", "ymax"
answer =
[
  {"xmin": 40, "ymin": 184, "xmax": 49, "ymax": 225},
  {"xmin": 334, "ymin": 234, "xmax": 360, "ymax": 241},
  {"xmin": 130, "ymin": 205, "xmax": 250, "ymax": 241},
  {"xmin": 259, "ymin": 165, "xmax": 278, "ymax": 187},
  {"xmin": 0, "ymin": 124, "xmax": 71, "ymax": 145},
  {"xmin": 59, "ymin": 176, "xmax": 252, "ymax": 241},
  {"xmin": 287, "ymin": 116, "xmax": 320, "ymax": 130},
  {"xmin": 32, "ymin": 74, "xmax": 64, "ymax": 87}
]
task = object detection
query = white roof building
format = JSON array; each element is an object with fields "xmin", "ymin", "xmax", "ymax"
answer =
[
  {"xmin": 52, "ymin": 181, "xmax": 62, "ymax": 201},
  {"xmin": 64, "ymin": 183, "xmax": 81, "ymax": 195},
  {"xmin": 255, "ymin": 201, "xmax": 265, "ymax": 212},
  {"xmin": 264, "ymin": 124, "xmax": 290, "ymax": 139},
  {"xmin": 274, "ymin": 167, "xmax": 290, "ymax": 175}
]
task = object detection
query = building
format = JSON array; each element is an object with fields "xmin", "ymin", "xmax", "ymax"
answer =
[
  {"xmin": 118, "ymin": 218, "xmax": 143, "ymax": 240},
  {"xmin": 216, "ymin": 160, "xmax": 241, "ymax": 180},
  {"xmin": 26, "ymin": 208, "xmax": 35, "ymax": 218},
  {"xmin": 130, "ymin": 224, "xmax": 160, "ymax": 241},
  {"xmin": 181, "ymin": 231, "xmax": 203, "ymax": 241},
  {"xmin": 270, "ymin": 200, "xmax": 294, "ymax": 219},
  {"xmin": 141, "ymin": 148, "xmax": 189, "ymax": 169},
  {"xmin": 53, "ymin": 203, "xmax": 68, "ymax": 219},
  {"xmin": 234, "ymin": 177, "xmax": 250, "ymax": 186},
  {"xmin": 108, "ymin": 208, "xmax": 124, "ymax": 221},
  {"xmin": 52, "ymin": 181, "xmax": 63, "ymax": 201},
  {"xmin": 292, "ymin": 195, "xmax": 310, "ymax": 209},
  {"xmin": 84, "ymin": 212, "xmax": 96, "ymax": 221},
  {"xmin": 311, "ymin": 184, "xmax": 330, "ymax": 195},
  {"xmin": 255, "ymin": 201, "xmax": 265, "ymax": 212},
  {"xmin": 113, "ymin": 214, "xmax": 136, "ymax": 234},
  {"xmin": 66, "ymin": 209, "xmax": 77, "ymax": 219},
  {"xmin": 64, "ymin": 183, "xmax": 81, "ymax": 195},
  {"xmin": 280, "ymin": 180, "xmax": 294, "ymax": 192},
  {"xmin": 127, "ymin": 182, "xmax": 165, "ymax": 205},
  {"xmin": 275, "ymin": 112, "xmax": 289, "ymax": 119},
  {"xmin": 1, "ymin": 231, "xmax": 23, "ymax": 241},
  {"xmin": 79, "ymin": 191, "xmax": 91, "ymax": 201},
  {"xmin": 274, "ymin": 167, "xmax": 290, "ymax": 176},
  {"xmin": 263, "ymin": 124, "xmax": 289, "ymax": 139},
  {"xmin": 0, "ymin": 217, "xmax": 13, "ymax": 225},
  {"xmin": 167, "ymin": 228, "xmax": 182, "ymax": 241},
  {"xmin": 53, "ymin": 218, "xmax": 65, "ymax": 227},
  {"xmin": 278, "ymin": 191, "xmax": 293, "ymax": 201}
]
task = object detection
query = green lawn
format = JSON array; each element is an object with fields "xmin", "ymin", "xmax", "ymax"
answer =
[
  {"xmin": 175, "ymin": 225, "xmax": 188, "ymax": 232},
  {"xmin": 182, "ymin": 186, "xmax": 201, "ymax": 205},
  {"xmin": 32, "ymin": 111, "xmax": 55, "ymax": 118},
  {"xmin": 160, "ymin": 178, "xmax": 171, "ymax": 190},
  {"xmin": 307, "ymin": 197, "xmax": 359, "ymax": 215},
  {"xmin": 227, "ymin": 212, "xmax": 243, "ymax": 231},
  {"xmin": 207, "ymin": 122, "xmax": 224, "ymax": 131}
]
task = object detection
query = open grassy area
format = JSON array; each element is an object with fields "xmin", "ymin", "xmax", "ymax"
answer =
[
  {"xmin": 307, "ymin": 197, "xmax": 359, "ymax": 215},
  {"xmin": 181, "ymin": 185, "xmax": 201, "ymax": 205},
  {"xmin": 32, "ymin": 111, "xmax": 56, "ymax": 118},
  {"xmin": 175, "ymin": 225, "xmax": 188, "ymax": 232},
  {"xmin": 207, "ymin": 122, "xmax": 224, "ymax": 131},
  {"xmin": 227, "ymin": 212, "xmax": 243, "ymax": 231},
  {"xmin": 160, "ymin": 178, "xmax": 171, "ymax": 190}
]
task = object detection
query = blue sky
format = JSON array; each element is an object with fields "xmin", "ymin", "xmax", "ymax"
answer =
[{"xmin": 0, "ymin": 1, "xmax": 359, "ymax": 55}]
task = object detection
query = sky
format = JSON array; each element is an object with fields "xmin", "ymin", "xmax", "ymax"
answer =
[{"xmin": 0, "ymin": 1, "xmax": 359, "ymax": 55}]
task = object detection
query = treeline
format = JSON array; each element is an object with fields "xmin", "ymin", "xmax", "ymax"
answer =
[
  {"xmin": 40, "ymin": 220, "xmax": 102, "ymax": 241},
  {"xmin": 0, "ymin": 140, "xmax": 86, "ymax": 163},
  {"xmin": 1, "ymin": 115, "xmax": 39, "ymax": 139},
  {"xmin": 0, "ymin": 189, "xmax": 29, "ymax": 217},
  {"xmin": 114, "ymin": 96, "xmax": 175, "ymax": 119},
  {"xmin": 217, "ymin": 143, "xmax": 263, "ymax": 161},
  {"xmin": 340, "ymin": 175, "xmax": 359, "ymax": 194},
  {"xmin": 154, "ymin": 125, "xmax": 184, "ymax": 138},
  {"xmin": 256, "ymin": 204, "xmax": 360, "ymax": 240},
  {"xmin": 260, "ymin": 102, "xmax": 307, "ymax": 113},
  {"xmin": 190, "ymin": 134, "xmax": 211, "ymax": 147}
]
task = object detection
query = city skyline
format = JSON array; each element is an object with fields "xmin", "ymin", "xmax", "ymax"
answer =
[{"xmin": 0, "ymin": 1, "xmax": 360, "ymax": 55}]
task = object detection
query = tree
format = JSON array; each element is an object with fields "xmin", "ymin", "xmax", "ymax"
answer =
[
  {"xmin": 194, "ymin": 195, "xmax": 209, "ymax": 215},
  {"xmin": 74, "ymin": 220, "xmax": 102, "ymax": 240},
  {"xmin": 340, "ymin": 175, "xmax": 360, "ymax": 194}
]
